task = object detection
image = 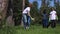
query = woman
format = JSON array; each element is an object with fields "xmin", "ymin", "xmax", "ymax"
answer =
[{"xmin": 22, "ymin": 4, "xmax": 34, "ymax": 29}]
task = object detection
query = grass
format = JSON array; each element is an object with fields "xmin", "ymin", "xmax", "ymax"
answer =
[{"xmin": 0, "ymin": 24, "xmax": 60, "ymax": 34}]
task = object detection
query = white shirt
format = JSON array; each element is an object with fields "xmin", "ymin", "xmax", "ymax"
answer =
[
  {"xmin": 50, "ymin": 10, "xmax": 57, "ymax": 20},
  {"xmin": 22, "ymin": 7, "xmax": 30, "ymax": 14}
]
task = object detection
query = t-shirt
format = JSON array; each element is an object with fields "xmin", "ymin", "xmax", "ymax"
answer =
[
  {"xmin": 22, "ymin": 7, "xmax": 30, "ymax": 14},
  {"xmin": 42, "ymin": 14, "xmax": 48, "ymax": 20},
  {"xmin": 49, "ymin": 10, "xmax": 57, "ymax": 20}
]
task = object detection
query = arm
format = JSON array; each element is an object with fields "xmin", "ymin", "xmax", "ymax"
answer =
[
  {"xmin": 28, "ymin": 11, "xmax": 32, "ymax": 18},
  {"xmin": 28, "ymin": 11, "xmax": 35, "ymax": 20}
]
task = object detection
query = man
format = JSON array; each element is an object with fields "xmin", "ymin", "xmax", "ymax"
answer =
[
  {"xmin": 22, "ymin": 4, "xmax": 34, "ymax": 29},
  {"xmin": 48, "ymin": 8, "xmax": 57, "ymax": 28}
]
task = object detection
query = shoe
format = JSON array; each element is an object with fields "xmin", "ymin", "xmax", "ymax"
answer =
[{"xmin": 26, "ymin": 26, "xmax": 29, "ymax": 29}]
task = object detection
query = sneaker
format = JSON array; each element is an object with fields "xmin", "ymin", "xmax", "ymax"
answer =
[{"xmin": 26, "ymin": 26, "xmax": 29, "ymax": 29}]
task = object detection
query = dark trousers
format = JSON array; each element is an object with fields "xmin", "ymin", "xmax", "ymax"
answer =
[
  {"xmin": 48, "ymin": 20, "xmax": 56, "ymax": 28},
  {"xmin": 42, "ymin": 19, "xmax": 48, "ymax": 28}
]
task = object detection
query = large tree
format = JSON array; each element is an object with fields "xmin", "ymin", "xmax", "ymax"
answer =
[
  {"xmin": 6, "ymin": 0, "xmax": 14, "ymax": 26},
  {"xmin": 0, "ymin": 0, "xmax": 8, "ymax": 28}
]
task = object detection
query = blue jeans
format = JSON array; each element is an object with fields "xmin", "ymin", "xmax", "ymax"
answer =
[
  {"xmin": 42, "ymin": 19, "xmax": 48, "ymax": 28},
  {"xmin": 23, "ymin": 14, "xmax": 31, "ymax": 29},
  {"xmin": 27, "ymin": 16, "xmax": 31, "ymax": 26}
]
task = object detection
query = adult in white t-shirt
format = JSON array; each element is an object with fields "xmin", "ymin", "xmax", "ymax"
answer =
[
  {"xmin": 23, "ymin": 7, "xmax": 30, "ymax": 14},
  {"xmin": 49, "ymin": 8, "xmax": 57, "ymax": 28},
  {"xmin": 22, "ymin": 4, "xmax": 34, "ymax": 29},
  {"xmin": 22, "ymin": 7, "xmax": 31, "ymax": 29}
]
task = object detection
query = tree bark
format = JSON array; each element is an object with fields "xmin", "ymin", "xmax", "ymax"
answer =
[
  {"xmin": 6, "ymin": 0, "xmax": 14, "ymax": 26},
  {"xmin": 0, "ymin": 0, "xmax": 8, "ymax": 28}
]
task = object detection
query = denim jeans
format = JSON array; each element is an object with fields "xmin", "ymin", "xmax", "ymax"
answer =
[
  {"xmin": 23, "ymin": 14, "xmax": 31, "ymax": 29},
  {"xmin": 27, "ymin": 16, "xmax": 31, "ymax": 26},
  {"xmin": 42, "ymin": 19, "xmax": 48, "ymax": 28}
]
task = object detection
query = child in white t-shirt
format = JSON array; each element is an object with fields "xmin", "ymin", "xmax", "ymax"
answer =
[{"xmin": 48, "ymin": 8, "xmax": 57, "ymax": 28}]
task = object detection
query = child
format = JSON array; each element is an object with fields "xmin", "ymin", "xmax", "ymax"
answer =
[
  {"xmin": 48, "ymin": 8, "xmax": 57, "ymax": 28},
  {"xmin": 42, "ymin": 9, "xmax": 48, "ymax": 28}
]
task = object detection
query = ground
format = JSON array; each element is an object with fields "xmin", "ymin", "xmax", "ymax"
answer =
[{"xmin": 0, "ymin": 24, "xmax": 60, "ymax": 34}]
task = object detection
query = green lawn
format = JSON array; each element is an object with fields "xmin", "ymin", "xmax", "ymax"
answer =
[{"xmin": 0, "ymin": 24, "xmax": 60, "ymax": 34}]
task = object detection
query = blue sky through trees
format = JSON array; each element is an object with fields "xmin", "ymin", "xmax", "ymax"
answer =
[{"xmin": 29, "ymin": 0, "xmax": 60, "ymax": 8}]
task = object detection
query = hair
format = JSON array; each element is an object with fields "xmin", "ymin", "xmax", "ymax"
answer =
[
  {"xmin": 51, "ymin": 7, "xmax": 55, "ymax": 11},
  {"xmin": 43, "ymin": 9, "xmax": 46, "ymax": 14},
  {"xmin": 29, "ymin": 3, "xmax": 32, "ymax": 7},
  {"xmin": 24, "ymin": 3, "xmax": 32, "ymax": 9}
]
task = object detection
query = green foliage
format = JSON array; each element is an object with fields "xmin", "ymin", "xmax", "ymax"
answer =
[
  {"xmin": 25, "ymin": 0, "xmax": 29, "ymax": 7},
  {"xmin": 13, "ymin": 0, "xmax": 23, "ymax": 25},
  {"xmin": 30, "ymin": 1, "xmax": 40, "ymax": 24},
  {"xmin": 13, "ymin": 0, "xmax": 60, "ymax": 25},
  {"xmin": 54, "ymin": 0, "xmax": 60, "ymax": 20},
  {"xmin": 0, "ymin": 27, "xmax": 7, "ymax": 34},
  {"xmin": 13, "ymin": 0, "xmax": 30, "ymax": 25}
]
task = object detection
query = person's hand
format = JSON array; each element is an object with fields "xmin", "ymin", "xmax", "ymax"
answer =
[{"xmin": 31, "ymin": 17, "xmax": 35, "ymax": 21}]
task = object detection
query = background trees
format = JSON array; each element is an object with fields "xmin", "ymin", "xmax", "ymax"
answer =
[
  {"xmin": 0, "ymin": 0, "xmax": 60, "ymax": 27},
  {"xmin": 30, "ymin": 1, "xmax": 40, "ymax": 24}
]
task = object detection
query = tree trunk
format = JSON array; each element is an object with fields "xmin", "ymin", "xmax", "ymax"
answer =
[
  {"xmin": 42, "ymin": 0, "xmax": 46, "ymax": 7},
  {"xmin": 21, "ymin": 0, "xmax": 25, "ymax": 26},
  {"xmin": 0, "ymin": 0, "xmax": 14, "ymax": 27},
  {"xmin": 1, "ymin": 0, "xmax": 8, "ymax": 19},
  {"xmin": 0, "ymin": 0, "xmax": 8, "ymax": 28},
  {"xmin": 6, "ymin": 0, "xmax": 14, "ymax": 26},
  {"xmin": 41, "ymin": 0, "xmax": 46, "ymax": 14},
  {"xmin": 46, "ymin": 0, "xmax": 49, "ymax": 7}
]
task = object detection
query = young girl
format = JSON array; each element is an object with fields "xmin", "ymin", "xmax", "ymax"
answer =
[{"xmin": 48, "ymin": 8, "xmax": 57, "ymax": 28}]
